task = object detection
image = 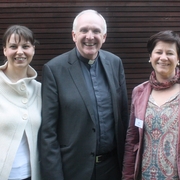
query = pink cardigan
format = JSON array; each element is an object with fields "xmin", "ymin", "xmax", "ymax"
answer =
[{"xmin": 122, "ymin": 81, "xmax": 180, "ymax": 179}]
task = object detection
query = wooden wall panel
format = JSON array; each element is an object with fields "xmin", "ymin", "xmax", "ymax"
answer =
[{"xmin": 0, "ymin": 1, "xmax": 180, "ymax": 105}]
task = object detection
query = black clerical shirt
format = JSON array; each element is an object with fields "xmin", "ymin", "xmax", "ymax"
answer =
[{"xmin": 76, "ymin": 49, "xmax": 116, "ymax": 155}]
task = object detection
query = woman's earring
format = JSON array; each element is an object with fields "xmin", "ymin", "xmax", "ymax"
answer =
[
  {"xmin": 149, "ymin": 60, "xmax": 151, "ymax": 63},
  {"xmin": 177, "ymin": 62, "xmax": 180, "ymax": 66}
]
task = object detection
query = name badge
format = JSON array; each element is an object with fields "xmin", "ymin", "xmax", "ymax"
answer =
[{"xmin": 135, "ymin": 118, "xmax": 143, "ymax": 129}]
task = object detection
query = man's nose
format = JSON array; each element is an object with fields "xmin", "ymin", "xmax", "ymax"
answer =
[{"xmin": 86, "ymin": 31, "xmax": 94, "ymax": 39}]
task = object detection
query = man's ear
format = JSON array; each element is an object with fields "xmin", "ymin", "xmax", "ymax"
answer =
[
  {"xmin": 72, "ymin": 31, "xmax": 76, "ymax": 43},
  {"xmin": 102, "ymin": 33, "xmax": 107, "ymax": 43}
]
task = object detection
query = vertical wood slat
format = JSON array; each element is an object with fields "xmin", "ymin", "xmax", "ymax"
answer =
[{"xmin": 0, "ymin": 1, "xmax": 179, "ymax": 105}]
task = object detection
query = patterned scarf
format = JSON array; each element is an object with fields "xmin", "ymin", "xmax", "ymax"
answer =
[{"xmin": 149, "ymin": 67, "xmax": 180, "ymax": 90}]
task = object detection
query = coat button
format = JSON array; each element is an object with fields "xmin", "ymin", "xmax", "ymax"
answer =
[
  {"xmin": 20, "ymin": 84, "xmax": 26, "ymax": 91},
  {"xmin": 22, "ymin": 114, "xmax": 28, "ymax": 120},
  {"xmin": 22, "ymin": 98, "xmax": 28, "ymax": 104},
  {"xmin": 91, "ymin": 152, "xmax": 95, "ymax": 156}
]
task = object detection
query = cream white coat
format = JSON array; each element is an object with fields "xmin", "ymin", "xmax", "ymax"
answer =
[{"xmin": 0, "ymin": 63, "xmax": 41, "ymax": 180}]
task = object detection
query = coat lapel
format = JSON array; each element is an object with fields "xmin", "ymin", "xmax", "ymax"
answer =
[
  {"xmin": 99, "ymin": 51, "xmax": 118, "ymax": 122},
  {"xmin": 68, "ymin": 49, "xmax": 95, "ymax": 123}
]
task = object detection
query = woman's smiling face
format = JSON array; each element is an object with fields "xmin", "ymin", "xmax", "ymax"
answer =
[
  {"xmin": 150, "ymin": 41, "xmax": 179, "ymax": 81},
  {"xmin": 3, "ymin": 33, "xmax": 35, "ymax": 70}
]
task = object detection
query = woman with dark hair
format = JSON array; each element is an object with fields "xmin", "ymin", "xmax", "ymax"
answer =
[
  {"xmin": 0, "ymin": 25, "xmax": 41, "ymax": 180},
  {"xmin": 122, "ymin": 30, "xmax": 180, "ymax": 180}
]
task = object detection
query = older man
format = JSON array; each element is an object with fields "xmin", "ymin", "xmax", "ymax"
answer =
[{"xmin": 39, "ymin": 9, "xmax": 129, "ymax": 180}]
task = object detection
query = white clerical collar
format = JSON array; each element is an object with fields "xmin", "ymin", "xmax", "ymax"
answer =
[{"xmin": 88, "ymin": 60, "xmax": 95, "ymax": 65}]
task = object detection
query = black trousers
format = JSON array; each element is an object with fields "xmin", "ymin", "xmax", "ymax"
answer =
[
  {"xmin": 22, "ymin": 177, "xmax": 31, "ymax": 180},
  {"xmin": 91, "ymin": 154, "xmax": 121, "ymax": 180}
]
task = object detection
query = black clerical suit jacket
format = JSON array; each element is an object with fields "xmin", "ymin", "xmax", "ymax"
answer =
[{"xmin": 39, "ymin": 48, "xmax": 129, "ymax": 180}]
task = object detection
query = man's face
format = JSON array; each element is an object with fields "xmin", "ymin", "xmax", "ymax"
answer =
[{"xmin": 72, "ymin": 12, "xmax": 107, "ymax": 60}]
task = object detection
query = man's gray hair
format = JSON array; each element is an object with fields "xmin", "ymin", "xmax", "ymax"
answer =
[{"xmin": 72, "ymin": 9, "xmax": 107, "ymax": 35}]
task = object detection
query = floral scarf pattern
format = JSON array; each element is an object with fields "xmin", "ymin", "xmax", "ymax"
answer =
[{"xmin": 149, "ymin": 68, "xmax": 180, "ymax": 90}]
